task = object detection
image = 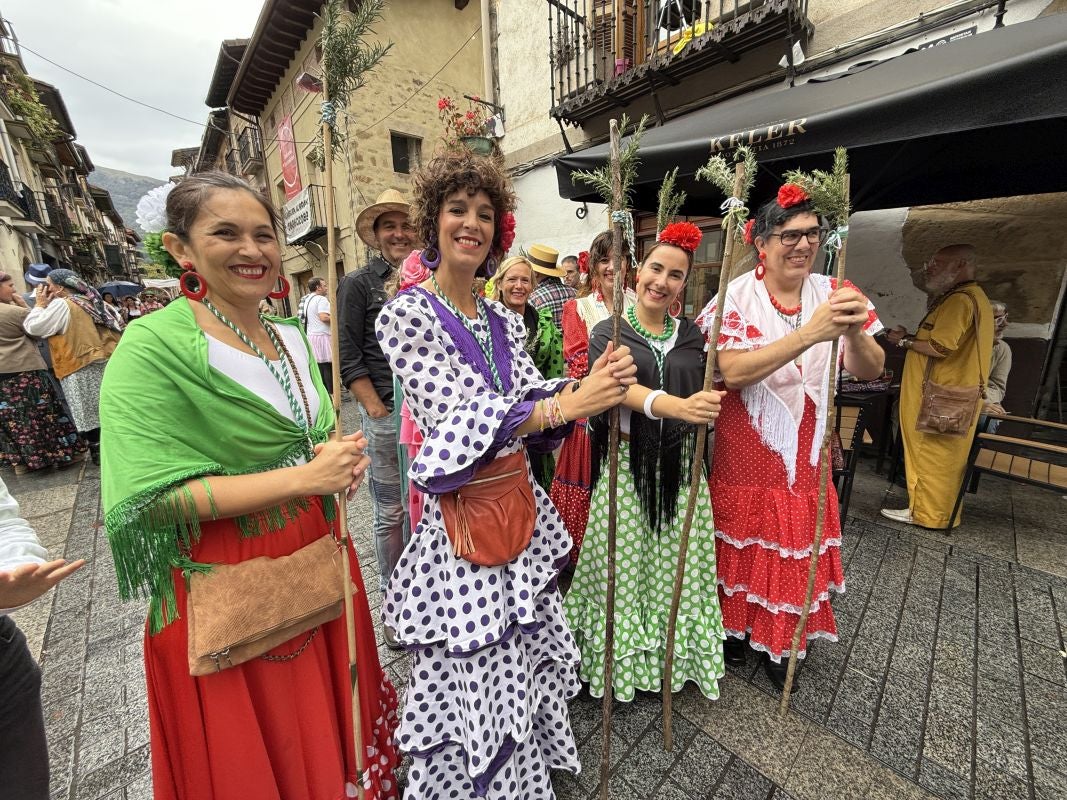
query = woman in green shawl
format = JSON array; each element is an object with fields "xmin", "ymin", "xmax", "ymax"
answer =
[
  {"xmin": 99, "ymin": 172, "xmax": 400, "ymax": 800},
  {"xmin": 492, "ymin": 255, "xmax": 565, "ymax": 491}
]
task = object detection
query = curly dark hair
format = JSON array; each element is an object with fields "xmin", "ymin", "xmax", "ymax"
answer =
[
  {"xmin": 751, "ymin": 196, "xmax": 818, "ymax": 246},
  {"xmin": 411, "ymin": 151, "xmax": 516, "ymax": 275},
  {"xmin": 579, "ymin": 229, "xmax": 632, "ymax": 298}
]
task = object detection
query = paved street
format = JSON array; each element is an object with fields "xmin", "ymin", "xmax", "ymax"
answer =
[{"xmin": 5, "ymin": 426, "xmax": 1067, "ymax": 800}]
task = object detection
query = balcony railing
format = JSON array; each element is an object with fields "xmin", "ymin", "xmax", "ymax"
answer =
[
  {"xmin": 225, "ymin": 148, "xmax": 240, "ymax": 176},
  {"xmin": 548, "ymin": 0, "xmax": 811, "ymax": 124},
  {"xmin": 282, "ymin": 184, "xmax": 334, "ymax": 246},
  {"xmin": 18, "ymin": 186, "xmax": 43, "ymax": 227},
  {"xmin": 238, "ymin": 126, "xmax": 264, "ymax": 171},
  {"xmin": 0, "ymin": 160, "xmax": 21, "ymax": 209},
  {"xmin": 43, "ymin": 194, "xmax": 72, "ymax": 238}
]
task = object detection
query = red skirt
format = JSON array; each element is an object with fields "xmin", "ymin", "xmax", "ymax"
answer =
[
  {"xmin": 550, "ymin": 419, "xmax": 593, "ymax": 563},
  {"xmin": 711, "ymin": 393, "xmax": 845, "ymax": 661},
  {"xmin": 144, "ymin": 497, "xmax": 399, "ymax": 800}
]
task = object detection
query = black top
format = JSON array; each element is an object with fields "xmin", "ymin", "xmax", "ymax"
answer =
[
  {"xmin": 338, "ymin": 255, "xmax": 396, "ymax": 408},
  {"xmin": 588, "ymin": 316, "xmax": 709, "ymax": 532}
]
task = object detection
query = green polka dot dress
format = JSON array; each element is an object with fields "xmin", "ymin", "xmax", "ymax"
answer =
[{"xmin": 563, "ymin": 447, "xmax": 726, "ymax": 702}]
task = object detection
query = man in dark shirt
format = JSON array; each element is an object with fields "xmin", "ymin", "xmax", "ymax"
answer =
[{"xmin": 338, "ymin": 189, "xmax": 414, "ymax": 646}]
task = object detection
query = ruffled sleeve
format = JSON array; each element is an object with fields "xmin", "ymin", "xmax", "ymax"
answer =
[{"xmin": 375, "ymin": 292, "xmax": 572, "ymax": 496}]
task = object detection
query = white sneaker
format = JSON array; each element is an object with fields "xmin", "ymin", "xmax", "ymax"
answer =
[{"xmin": 880, "ymin": 507, "xmax": 914, "ymax": 524}]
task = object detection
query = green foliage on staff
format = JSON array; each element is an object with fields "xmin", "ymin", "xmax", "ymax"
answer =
[
  {"xmin": 570, "ymin": 114, "xmax": 650, "ymax": 211},
  {"xmin": 656, "ymin": 168, "xmax": 686, "ymax": 232},
  {"xmin": 785, "ymin": 147, "xmax": 851, "ymax": 228},
  {"xmin": 313, "ymin": 0, "xmax": 393, "ymax": 168},
  {"xmin": 696, "ymin": 145, "xmax": 757, "ymax": 236}
]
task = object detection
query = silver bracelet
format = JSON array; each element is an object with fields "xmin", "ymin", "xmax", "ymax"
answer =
[{"xmin": 643, "ymin": 390, "xmax": 666, "ymax": 420}]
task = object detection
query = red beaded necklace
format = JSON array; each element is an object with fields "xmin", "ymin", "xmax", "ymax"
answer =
[{"xmin": 767, "ymin": 291, "xmax": 802, "ymax": 316}]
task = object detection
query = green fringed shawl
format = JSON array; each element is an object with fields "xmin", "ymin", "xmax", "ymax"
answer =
[{"xmin": 99, "ymin": 299, "xmax": 337, "ymax": 633}]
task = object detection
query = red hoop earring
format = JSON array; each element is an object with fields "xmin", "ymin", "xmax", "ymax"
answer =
[
  {"xmin": 179, "ymin": 262, "xmax": 208, "ymax": 301},
  {"xmin": 754, "ymin": 262, "xmax": 766, "ymax": 281},
  {"xmin": 668, "ymin": 299, "xmax": 682, "ymax": 318},
  {"xmin": 267, "ymin": 275, "xmax": 291, "ymax": 300}
]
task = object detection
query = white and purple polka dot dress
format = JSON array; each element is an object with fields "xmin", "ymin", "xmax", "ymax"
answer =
[{"xmin": 375, "ymin": 288, "xmax": 582, "ymax": 799}]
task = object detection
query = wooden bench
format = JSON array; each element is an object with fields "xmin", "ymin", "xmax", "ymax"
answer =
[{"xmin": 947, "ymin": 414, "xmax": 1067, "ymax": 529}]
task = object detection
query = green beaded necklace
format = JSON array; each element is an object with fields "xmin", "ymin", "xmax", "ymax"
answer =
[
  {"xmin": 429, "ymin": 272, "xmax": 504, "ymax": 392},
  {"xmin": 626, "ymin": 303, "xmax": 675, "ymax": 382},
  {"xmin": 203, "ymin": 299, "xmax": 313, "ymax": 446}
]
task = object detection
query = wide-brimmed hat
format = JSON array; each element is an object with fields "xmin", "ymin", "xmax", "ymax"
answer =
[
  {"xmin": 356, "ymin": 189, "xmax": 411, "ymax": 250},
  {"xmin": 526, "ymin": 244, "xmax": 565, "ymax": 277},
  {"xmin": 24, "ymin": 263, "xmax": 53, "ymax": 286}
]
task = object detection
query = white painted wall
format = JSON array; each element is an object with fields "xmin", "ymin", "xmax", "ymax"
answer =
[
  {"xmin": 512, "ymin": 164, "xmax": 610, "ymax": 257},
  {"xmin": 846, "ymin": 208, "xmax": 922, "ymax": 329}
]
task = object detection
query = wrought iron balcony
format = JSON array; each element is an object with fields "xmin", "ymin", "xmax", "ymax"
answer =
[
  {"xmin": 548, "ymin": 0, "xmax": 812, "ymax": 125},
  {"xmin": 224, "ymin": 148, "xmax": 240, "ymax": 176},
  {"xmin": 43, "ymin": 194, "xmax": 72, "ymax": 239},
  {"xmin": 238, "ymin": 126, "xmax": 264, "ymax": 171},
  {"xmin": 18, "ymin": 185, "xmax": 44, "ymax": 227},
  {"xmin": 0, "ymin": 160, "xmax": 22, "ymax": 216}
]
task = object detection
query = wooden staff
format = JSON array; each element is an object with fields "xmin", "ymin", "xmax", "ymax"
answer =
[
  {"xmin": 779, "ymin": 173, "xmax": 851, "ymax": 715},
  {"xmin": 323, "ymin": 98, "xmax": 367, "ymax": 799},
  {"xmin": 598, "ymin": 118, "xmax": 625, "ymax": 800},
  {"xmin": 661, "ymin": 162, "xmax": 748, "ymax": 750}
]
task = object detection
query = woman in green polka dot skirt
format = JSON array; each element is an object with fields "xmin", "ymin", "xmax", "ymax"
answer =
[{"xmin": 563, "ymin": 222, "xmax": 728, "ymax": 701}]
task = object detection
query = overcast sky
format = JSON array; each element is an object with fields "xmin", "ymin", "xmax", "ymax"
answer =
[{"xmin": 5, "ymin": 0, "xmax": 267, "ymax": 179}]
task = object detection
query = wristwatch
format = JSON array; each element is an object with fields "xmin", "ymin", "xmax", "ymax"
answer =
[{"xmin": 897, "ymin": 335, "xmax": 914, "ymax": 350}]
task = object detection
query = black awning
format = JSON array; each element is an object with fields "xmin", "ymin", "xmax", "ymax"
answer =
[{"xmin": 555, "ymin": 14, "xmax": 1067, "ymax": 213}]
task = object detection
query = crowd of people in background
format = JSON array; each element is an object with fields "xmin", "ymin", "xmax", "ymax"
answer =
[{"xmin": 0, "ymin": 150, "xmax": 1012, "ymax": 800}]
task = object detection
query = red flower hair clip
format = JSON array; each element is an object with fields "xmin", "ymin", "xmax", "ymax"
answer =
[
  {"xmin": 577, "ymin": 251, "xmax": 590, "ymax": 274},
  {"xmin": 656, "ymin": 221, "xmax": 702, "ymax": 254},
  {"xmin": 743, "ymin": 218, "xmax": 756, "ymax": 245},
  {"xmin": 499, "ymin": 212, "xmax": 516, "ymax": 254},
  {"xmin": 777, "ymin": 183, "xmax": 809, "ymax": 209}
]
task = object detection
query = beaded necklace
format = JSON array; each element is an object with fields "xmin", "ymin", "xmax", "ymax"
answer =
[
  {"xmin": 429, "ymin": 272, "xmax": 504, "ymax": 392},
  {"xmin": 626, "ymin": 303, "xmax": 675, "ymax": 382},
  {"xmin": 767, "ymin": 291, "xmax": 803, "ymax": 332},
  {"xmin": 203, "ymin": 299, "xmax": 314, "ymax": 453}
]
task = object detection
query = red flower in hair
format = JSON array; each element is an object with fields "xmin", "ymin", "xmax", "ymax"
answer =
[
  {"xmin": 577, "ymin": 251, "xmax": 590, "ymax": 274},
  {"xmin": 657, "ymin": 221, "xmax": 702, "ymax": 254},
  {"xmin": 777, "ymin": 183, "xmax": 809, "ymax": 209},
  {"xmin": 499, "ymin": 212, "xmax": 516, "ymax": 254},
  {"xmin": 743, "ymin": 218, "xmax": 756, "ymax": 245}
]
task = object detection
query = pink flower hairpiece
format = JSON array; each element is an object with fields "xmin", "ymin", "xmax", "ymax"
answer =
[{"xmin": 399, "ymin": 249, "xmax": 430, "ymax": 292}]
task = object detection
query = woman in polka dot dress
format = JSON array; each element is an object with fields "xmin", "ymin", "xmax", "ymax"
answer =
[
  {"xmin": 374, "ymin": 151, "xmax": 637, "ymax": 799},
  {"xmin": 564, "ymin": 223, "xmax": 728, "ymax": 702},
  {"xmin": 550, "ymin": 232, "xmax": 636, "ymax": 563},
  {"xmin": 696, "ymin": 186, "xmax": 884, "ymax": 690}
]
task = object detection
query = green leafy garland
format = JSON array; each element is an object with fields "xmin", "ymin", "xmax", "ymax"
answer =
[
  {"xmin": 656, "ymin": 168, "xmax": 686, "ymax": 233},
  {"xmin": 313, "ymin": 0, "xmax": 393, "ymax": 168}
]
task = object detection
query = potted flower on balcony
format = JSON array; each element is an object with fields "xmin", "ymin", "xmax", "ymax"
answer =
[{"xmin": 438, "ymin": 95, "xmax": 494, "ymax": 155}]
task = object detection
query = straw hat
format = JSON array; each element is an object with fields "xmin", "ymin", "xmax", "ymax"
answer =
[
  {"xmin": 355, "ymin": 189, "xmax": 411, "ymax": 250},
  {"xmin": 526, "ymin": 244, "xmax": 565, "ymax": 277}
]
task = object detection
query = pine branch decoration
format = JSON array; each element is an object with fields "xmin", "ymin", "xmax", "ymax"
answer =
[
  {"xmin": 696, "ymin": 145, "xmax": 757, "ymax": 234},
  {"xmin": 570, "ymin": 114, "xmax": 650, "ymax": 211},
  {"xmin": 314, "ymin": 0, "xmax": 393, "ymax": 167},
  {"xmin": 784, "ymin": 147, "xmax": 850, "ymax": 228},
  {"xmin": 657, "ymin": 168, "xmax": 686, "ymax": 232}
]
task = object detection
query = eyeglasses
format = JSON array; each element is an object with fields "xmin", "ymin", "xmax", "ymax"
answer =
[
  {"xmin": 766, "ymin": 227, "xmax": 827, "ymax": 247},
  {"xmin": 922, "ymin": 257, "xmax": 961, "ymax": 272}
]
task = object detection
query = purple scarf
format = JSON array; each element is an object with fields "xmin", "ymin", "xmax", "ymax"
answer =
[{"xmin": 416, "ymin": 287, "xmax": 513, "ymax": 394}]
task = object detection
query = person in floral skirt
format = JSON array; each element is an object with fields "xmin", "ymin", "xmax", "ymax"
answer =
[
  {"xmin": 697, "ymin": 184, "xmax": 884, "ymax": 690},
  {"xmin": 549, "ymin": 232, "xmax": 635, "ymax": 562}
]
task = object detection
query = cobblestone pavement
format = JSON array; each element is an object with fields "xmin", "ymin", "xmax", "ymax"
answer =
[{"xmin": 5, "ymin": 440, "xmax": 1067, "ymax": 799}]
